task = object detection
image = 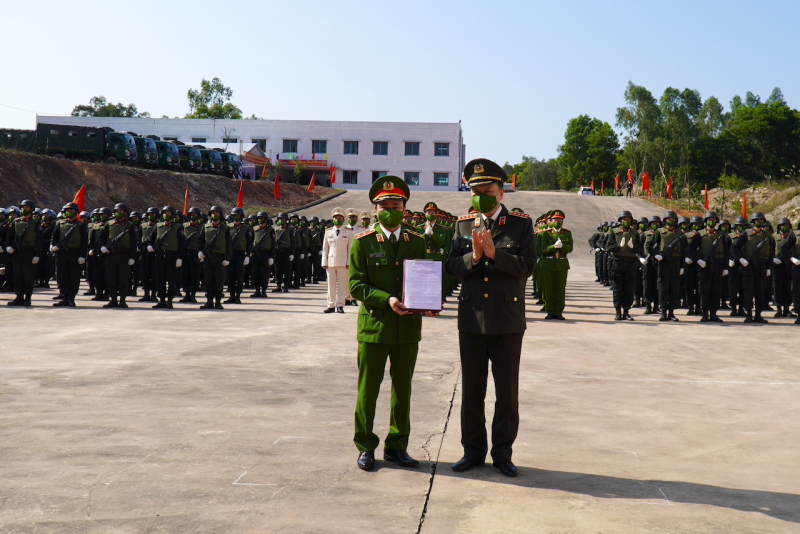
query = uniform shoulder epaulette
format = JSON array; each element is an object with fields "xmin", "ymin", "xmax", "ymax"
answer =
[
  {"xmin": 457, "ymin": 214, "xmax": 477, "ymax": 221},
  {"xmin": 356, "ymin": 230, "xmax": 375, "ymax": 239},
  {"xmin": 406, "ymin": 230, "xmax": 425, "ymax": 239},
  {"xmin": 508, "ymin": 212, "xmax": 530, "ymax": 219}
]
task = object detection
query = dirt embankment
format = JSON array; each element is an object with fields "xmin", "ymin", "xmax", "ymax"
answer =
[{"xmin": 0, "ymin": 150, "xmax": 340, "ymax": 213}]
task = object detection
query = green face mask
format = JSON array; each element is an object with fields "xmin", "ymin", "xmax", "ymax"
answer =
[
  {"xmin": 190, "ymin": 214, "xmax": 198, "ymax": 221},
  {"xmin": 163, "ymin": 213, "xmax": 172, "ymax": 221},
  {"xmin": 737, "ymin": 226, "xmax": 746, "ymax": 233},
  {"xmin": 621, "ymin": 220, "xmax": 631, "ymax": 229},
  {"xmin": 276, "ymin": 220, "xmax": 284, "ymax": 226},
  {"xmin": 648, "ymin": 223, "xmax": 657, "ymax": 230},
  {"xmin": 300, "ymin": 222, "xmax": 307, "ymax": 227},
  {"xmin": 721, "ymin": 227, "xmax": 730, "ymax": 233},
  {"xmin": 426, "ymin": 214, "xmax": 436, "ymax": 222},
  {"xmin": 211, "ymin": 213, "xmax": 220, "ymax": 221},
  {"xmin": 754, "ymin": 221, "xmax": 764, "ymax": 228},
  {"xmin": 361, "ymin": 220, "xmax": 370, "ymax": 228},
  {"xmin": 333, "ymin": 219, "xmax": 343, "ymax": 227},
  {"xmin": 681, "ymin": 224, "xmax": 690, "ymax": 231},
  {"xmin": 707, "ymin": 220, "xmax": 716, "ymax": 228},
  {"xmin": 666, "ymin": 220, "xmax": 676, "ymax": 227},
  {"xmin": 64, "ymin": 211, "xmax": 75, "ymax": 219},
  {"xmin": 21, "ymin": 208, "xmax": 31, "ymax": 216},
  {"xmin": 693, "ymin": 225, "xmax": 703, "ymax": 231},
  {"xmin": 148, "ymin": 214, "xmax": 157, "ymax": 222},
  {"xmin": 377, "ymin": 208, "xmax": 404, "ymax": 229},
  {"xmin": 552, "ymin": 221, "xmax": 563, "ymax": 229},
  {"xmin": 115, "ymin": 212, "xmax": 126, "ymax": 220},
  {"xmin": 639, "ymin": 223, "xmax": 647, "ymax": 230},
  {"xmin": 471, "ymin": 193, "xmax": 499, "ymax": 214},
  {"xmin": 100, "ymin": 215, "xmax": 108, "ymax": 222}
]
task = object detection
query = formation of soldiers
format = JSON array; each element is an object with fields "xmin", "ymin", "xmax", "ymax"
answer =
[{"xmin": 590, "ymin": 210, "xmax": 800, "ymax": 324}]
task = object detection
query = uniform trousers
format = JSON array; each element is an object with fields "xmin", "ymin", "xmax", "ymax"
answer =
[
  {"xmin": 140, "ymin": 253, "xmax": 156, "ymax": 295},
  {"xmin": 182, "ymin": 251, "xmax": 201, "ymax": 293},
  {"xmin": 105, "ymin": 251, "xmax": 131, "ymax": 300},
  {"xmin": 273, "ymin": 249, "xmax": 293, "ymax": 289},
  {"xmin": 698, "ymin": 262, "xmax": 724, "ymax": 314},
  {"xmin": 203, "ymin": 253, "xmax": 227, "ymax": 299},
  {"xmin": 310, "ymin": 246, "xmax": 323, "ymax": 281},
  {"xmin": 729, "ymin": 266, "xmax": 743, "ymax": 308},
  {"xmin": 154, "ymin": 250, "xmax": 179, "ymax": 300},
  {"xmin": 541, "ymin": 267, "xmax": 567, "ymax": 315},
  {"xmin": 251, "ymin": 250, "xmax": 271, "ymax": 292},
  {"xmin": 611, "ymin": 258, "xmax": 637, "ymax": 309},
  {"xmin": 792, "ymin": 264, "xmax": 800, "ymax": 313},
  {"xmin": 459, "ymin": 331, "xmax": 523, "ymax": 463},
  {"xmin": 326, "ymin": 266, "xmax": 348, "ymax": 308},
  {"xmin": 742, "ymin": 261, "xmax": 768, "ymax": 313},
  {"xmin": 354, "ymin": 341, "xmax": 417, "ymax": 453},
  {"xmin": 57, "ymin": 249, "xmax": 82, "ymax": 299},
  {"xmin": 643, "ymin": 262, "xmax": 658, "ymax": 305},
  {"xmin": 227, "ymin": 250, "xmax": 246, "ymax": 297},
  {"xmin": 773, "ymin": 262, "xmax": 792, "ymax": 307},
  {"xmin": 684, "ymin": 264, "xmax": 699, "ymax": 308},
  {"xmin": 657, "ymin": 259, "xmax": 682, "ymax": 310},
  {"xmin": 11, "ymin": 247, "xmax": 36, "ymax": 297}
]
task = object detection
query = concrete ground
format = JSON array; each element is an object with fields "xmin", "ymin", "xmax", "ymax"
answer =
[{"xmin": 1, "ymin": 191, "xmax": 798, "ymax": 533}]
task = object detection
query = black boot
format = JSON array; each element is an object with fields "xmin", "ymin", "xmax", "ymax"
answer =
[
  {"xmin": 775, "ymin": 307, "xmax": 784, "ymax": 318},
  {"xmin": 754, "ymin": 313, "xmax": 768, "ymax": 324},
  {"xmin": 53, "ymin": 297, "xmax": 70, "ymax": 307},
  {"xmin": 215, "ymin": 297, "xmax": 224, "ymax": 310},
  {"xmin": 200, "ymin": 297, "xmax": 214, "ymax": 310},
  {"xmin": 624, "ymin": 308, "xmax": 634, "ymax": 321},
  {"xmin": 614, "ymin": 307, "xmax": 624, "ymax": 321},
  {"xmin": 659, "ymin": 310, "xmax": 669, "ymax": 321},
  {"xmin": 710, "ymin": 312, "xmax": 723, "ymax": 323},
  {"xmin": 668, "ymin": 309, "xmax": 680, "ymax": 322},
  {"xmin": 729, "ymin": 305, "xmax": 738, "ymax": 317},
  {"xmin": 103, "ymin": 298, "xmax": 118, "ymax": 308},
  {"xmin": 118, "ymin": 297, "xmax": 128, "ymax": 309},
  {"xmin": 249, "ymin": 290, "xmax": 261, "ymax": 298},
  {"xmin": 744, "ymin": 309, "xmax": 754, "ymax": 323},
  {"xmin": 700, "ymin": 310, "xmax": 710, "ymax": 323},
  {"xmin": 644, "ymin": 303, "xmax": 653, "ymax": 314},
  {"xmin": 152, "ymin": 298, "xmax": 167, "ymax": 309},
  {"xmin": 139, "ymin": 292, "xmax": 152, "ymax": 302},
  {"xmin": 179, "ymin": 293, "xmax": 193, "ymax": 303}
]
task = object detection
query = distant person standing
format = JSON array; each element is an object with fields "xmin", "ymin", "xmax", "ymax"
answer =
[
  {"xmin": 322, "ymin": 207, "xmax": 352, "ymax": 313},
  {"xmin": 626, "ymin": 180, "xmax": 633, "ymax": 197}
]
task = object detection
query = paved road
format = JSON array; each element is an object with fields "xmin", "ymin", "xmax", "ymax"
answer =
[{"xmin": 1, "ymin": 191, "xmax": 798, "ymax": 533}]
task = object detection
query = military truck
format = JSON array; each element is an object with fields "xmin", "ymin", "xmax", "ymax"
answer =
[
  {"xmin": 195, "ymin": 146, "xmax": 222, "ymax": 174},
  {"xmin": 129, "ymin": 134, "xmax": 158, "ymax": 166},
  {"xmin": 34, "ymin": 123, "xmax": 137, "ymax": 164},
  {"xmin": 0, "ymin": 129, "xmax": 37, "ymax": 152},
  {"xmin": 214, "ymin": 149, "xmax": 242, "ymax": 178},
  {"xmin": 176, "ymin": 143, "xmax": 203, "ymax": 172},
  {"xmin": 149, "ymin": 137, "xmax": 181, "ymax": 170}
]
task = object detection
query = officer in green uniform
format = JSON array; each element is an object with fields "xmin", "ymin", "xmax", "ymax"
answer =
[
  {"xmin": 180, "ymin": 207, "xmax": 203, "ymax": 303},
  {"xmin": 288, "ymin": 214, "xmax": 304, "ymax": 288},
  {"xmin": 128, "ymin": 210, "xmax": 143, "ymax": 297},
  {"xmin": 147, "ymin": 206, "xmax": 186, "ymax": 309},
  {"xmin": 272, "ymin": 212, "xmax": 295, "ymax": 293},
  {"xmin": 589, "ymin": 225, "xmax": 604, "ymax": 283},
  {"xmin": 299, "ymin": 215, "xmax": 312, "ymax": 285},
  {"xmin": 349, "ymin": 175, "xmax": 432, "ymax": 471},
  {"xmin": 50, "ymin": 202, "xmax": 88, "ymax": 307},
  {"xmin": 5, "ymin": 199, "xmax": 43, "ymax": 307},
  {"xmin": 138, "ymin": 207, "xmax": 160, "ymax": 302},
  {"xmin": 728, "ymin": 217, "xmax": 748, "ymax": 316},
  {"xmin": 640, "ymin": 216, "xmax": 660, "ymax": 314},
  {"xmin": 648, "ymin": 211, "xmax": 684, "ymax": 321},
  {"xmin": 199, "ymin": 206, "xmax": 232, "ymax": 310},
  {"xmin": 733, "ymin": 212, "xmax": 774, "ymax": 323},
  {"xmin": 772, "ymin": 218, "xmax": 795, "ymax": 318},
  {"xmin": 633, "ymin": 216, "xmax": 649, "ymax": 307},
  {"xmin": 89, "ymin": 207, "xmax": 111, "ymax": 302},
  {"xmin": 789, "ymin": 220, "xmax": 800, "ymax": 325},
  {"xmin": 225, "ymin": 207, "xmax": 252, "ymax": 304},
  {"xmin": 97, "ymin": 203, "xmax": 138, "ymax": 308},
  {"xmin": 689, "ymin": 211, "xmax": 729, "ymax": 322},
  {"xmin": 250, "ymin": 212, "xmax": 275, "ymax": 298},
  {"xmin": 683, "ymin": 216, "xmax": 704, "ymax": 315},
  {"xmin": 536, "ymin": 209, "xmax": 572, "ymax": 320},
  {"xmin": 309, "ymin": 216, "xmax": 325, "ymax": 283},
  {"xmin": 607, "ymin": 211, "xmax": 643, "ymax": 320}
]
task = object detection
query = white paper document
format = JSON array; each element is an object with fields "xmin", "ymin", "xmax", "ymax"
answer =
[{"xmin": 403, "ymin": 259, "xmax": 443, "ymax": 312}]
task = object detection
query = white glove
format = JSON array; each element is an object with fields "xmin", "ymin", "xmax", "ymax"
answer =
[
  {"xmin": 626, "ymin": 237, "xmax": 635, "ymax": 249},
  {"xmin": 685, "ymin": 257, "xmax": 693, "ymax": 265},
  {"xmin": 618, "ymin": 237, "xmax": 626, "ymax": 248},
  {"xmin": 554, "ymin": 238, "xmax": 563, "ymax": 249},
  {"xmin": 128, "ymin": 259, "xmax": 135, "ymax": 266},
  {"xmin": 595, "ymin": 248, "xmax": 601, "ymax": 252},
  {"xmin": 300, "ymin": 253, "xmax": 305, "ymax": 260},
  {"xmin": 243, "ymin": 257, "xmax": 249, "ymax": 266},
  {"xmin": 697, "ymin": 259, "xmax": 707, "ymax": 268},
  {"xmin": 318, "ymin": 250, "xmax": 323, "ymax": 256},
  {"xmin": 739, "ymin": 258, "xmax": 749, "ymax": 267},
  {"xmin": 268, "ymin": 258, "xmax": 274, "ymax": 266},
  {"xmin": 773, "ymin": 258, "xmax": 782, "ymax": 265},
  {"xmin": 722, "ymin": 269, "xmax": 729, "ymax": 276},
  {"xmin": 89, "ymin": 249, "xmax": 95, "ymax": 256},
  {"xmin": 289, "ymin": 255, "xmax": 294, "ymax": 262},
  {"xmin": 50, "ymin": 245, "xmax": 59, "ymax": 252},
  {"xmin": 639, "ymin": 257, "xmax": 647, "ymax": 265},
  {"xmin": 729, "ymin": 260, "xmax": 735, "ymax": 268},
  {"xmin": 147, "ymin": 245, "xmax": 155, "ymax": 253},
  {"xmin": 6, "ymin": 246, "xmax": 14, "ymax": 254},
  {"xmin": 654, "ymin": 254, "xmax": 663, "ymax": 262},
  {"xmin": 198, "ymin": 251, "xmax": 206, "ymax": 261},
  {"xmin": 680, "ymin": 268, "xmax": 685, "ymax": 275},
  {"xmin": 792, "ymin": 257, "xmax": 800, "ymax": 266},
  {"xmin": 176, "ymin": 259, "xmax": 183, "ymax": 268},
  {"xmin": 101, "ymin": 246, "xmax": 109, "ymax": 254},
  {"xmin": 78, "ymin": 257, "xmax": 85, "ymax": 265},
  {"xmin": 766, "ymin": 269, "xmax": 771, "ymax": 277},
  {"xmin": 32, "ymin": 256, "xmax": 39, "ymax": 264},
  {"xmin": 425, "ymin": 225, "xmax": 434, "ymax": 236},
  {"xmin": 222, "ymin": 260, "xmax": 230, "ymax": 267}
]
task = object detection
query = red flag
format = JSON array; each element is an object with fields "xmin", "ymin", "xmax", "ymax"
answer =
[
  {"xmin": 667, "ymin": 179, "xmax": 673, "ymax": 200},
  {"xmin": 704, "ymin": 184, "xmax": 709, "ymax": 210},
  {"xmin": 312, "ymin": 152, "xmax": 316, "ymax": 160},
  {"xmin": 308, "ymin": 171, "xmax": 316, "ymax": 193},
  {"xmin": 183, "ymin": 184, "xmax": 189, "ymax": 215},
  {"xmin": 72, "ymin": 185, "xmax": 85, "ymax": 212},
  {"xmin": 237, "ymin": 180, "xmax": 244, "ymax": 208},
  {"xmin": 601, "ymin": 181, "xmax": 605, "ymax": 195},
  {"xmin": 614, "ymin": 175, "xmax": 620, "ymax": 190},
  {"xmin": 261, "ymin": 164, "xmax": 269, "ymax": 178},
  {"xmin": 742, "ymin": 193, "xmax": 748, "ymax": 219},
  {"xmin": 512, "ymin": 173, "xmax": 516, "ymax": 190},
  {"xmin": 591, "ymin": 180, "xmax": 595, "ymax": 192},
  {"xmin": 627, "ymin": 169, "xmax": 633, "ymax": 184},
  {"xmin": 642, "ymin": 172, "xmax": 651, "ymax": 191},
  {"xmin": 274, "ymin": 174, "xmax": 281, "ymax": 199},
  {"xmin": 330, "ymin": 165, "xmax": 336, "ymax": 185}
]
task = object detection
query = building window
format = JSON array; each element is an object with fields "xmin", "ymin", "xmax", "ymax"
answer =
[
  {"xmin": 434, "ymin": 143, "xmax": 450, "ymax": 157},
  {"xmin": 343, "ymin": 170, "xmax": 358, "ymax": 184},
  {"xmin": 372, "ymin": 171, "xmax": 388, "ymax": 183},
  {"xmin": 373, "ymin": 142, "xmax": 388, "ymax": 156},
  {"xmin": 404, "ymin": 142, "xmax": 420, "ymax": 156},
  {"xmin": 222, "ymin": 137, "xmax": 237, "ymax": 143},
  {"xmin": 192, "ymin": 137, "xmax": 207, "ymax": 143},
  {"xmin": 282, "ymin": 139, "xmax": 298, "ymax": 153},
  {"xmin": 434, "ymin": 173, "xmax": 449, "ymax": 187},
  {"xmin": 404, "ymin": 172, "xmax": 419, "ymax": 186},
  {"xmin": 312, "ymin": 140, "xmax": 327, "ymax": 154},
  {"xmin": 343, "ymin": 141, "xmax": 359, "ymax": 154},
  {"xmin": 163, "ymin": 137, "xmax": 178, "ymax": 141},
  {"xmin": 251, "ymin": 138, "xmax": 267, "ymax": 151}
]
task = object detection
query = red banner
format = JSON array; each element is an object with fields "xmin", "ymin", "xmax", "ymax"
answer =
[
  {"xmin": 73, "ymin": 185, "xmax": 85, "ymax": 212},
  {"xmin": 601, "ymin": 181, "xmax": 605, "ymax": 194},
  {"xmin": 278, "ymin": 159, "xmax": 329, "ymax": 167},
  {"xmin": 642, "ymin": 173, "xmax": 650, "ymax": 191},
  {"xmin": 591, "ymin": 180, "xmax": 595, "ymax": 192},
  {"xmin": 308, "ymin": 172, "xmax": 316, "ymax": 193},
  {"xmin": 704, "ymin": 184, "xmax": 709, "ymax": 210},
  {"xmin": 667, "ymin": 179, "xmax": 673, "ymax": 200},
  {"xmin": 614, "ymin": 175, "xmax": 620, "ymax": 190},
  {"xmin": 183, "ymin": 184, "xmax": 190, "ymax": 215},
  {"xmin": 742, "ymin": 193, "xmax": 748, "ymax": 219},
  {"xmin": 627, "ymin": 169, "xmax": 633, "ymax": 184},
  {"xmin": 274, "ymin": 174, "xmax": 281, "ymax": 199},
  {"xmin": 237, "ymin": 181, "xmax": 244, "ymax": 208}
]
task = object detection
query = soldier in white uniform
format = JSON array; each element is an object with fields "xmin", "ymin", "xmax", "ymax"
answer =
[
  {"xmin": 345, "ymin": 208, "xmax": 359, "ymax": 231},
  {"xmin": 353, "ymin": 211, "xmax": 372, "ymax": 236},
  {"xmin": 322, "ymin": 207, "xmax": 353, "ymax": 313}
]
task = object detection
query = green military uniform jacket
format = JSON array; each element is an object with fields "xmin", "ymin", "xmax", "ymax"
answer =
[
  {"xmin": 536, "ymin": 227, "xmax": 573, "ymax": 272},
  {"xmin": 733, "ymin": 228, "xmax": 775, "ymax": 264},
  {"xmin": 98, "ymin": 220, "xmax": 138, "ymax": 259},
  {"xmin": 200, "ymin": 222, "xmax": 233, "ymax": 260},
  {"xmin": 149, "ymin": 221, "xmax": 186, "ymax": 255},
  {"xmin": 184, "ymin": 222, "xmax": 204, "ymax": 252},
  {"xmin": 4, "ymin": 217, "xmax": 42, "ymax": 253},
  {"xmin": 607, "ymin": 227, "xmax": 643, "ymax": 259},
  {"xmin": 253, "ymin": 225, "xmax": 276, "ymax": 255},
  {"xmin": 691, "ymin": 228, "xmax": 729, "ymax": 265},
  {"xmin": 649, "ymin": 227, "xmax": 686, "ymax": 261},
  {"xmin": 274, "ymin": 225, "xmax": 296, "ymax": 252},
  {"xmin": 349, "ymin": 226, "xmax": 427, "ymax": 344},
  {"xmin": 422, "ymin": 222, "xmax": 449, "ymax": 261},
  {"xmin": 51, "ymin": 219, "xmax": 88, "ymax": 256},
  {"xmin": 228, "ymin": 223, "xmax": 253, "ymax": 254}
]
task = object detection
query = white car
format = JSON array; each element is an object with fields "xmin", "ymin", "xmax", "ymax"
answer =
[{"xmin": 578, "ymin": 186, "xmax": 594, "ymax": 196}]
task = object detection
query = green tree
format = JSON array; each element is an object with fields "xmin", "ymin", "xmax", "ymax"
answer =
[
  {"xmin": 185, "ymin": 77, "xmax": 243, "ymax": 119},
  {"xmin": 557, "ymin": 115, "xmax": 619, "ymax": 190},
  {"xmin": 71, "ymin": 96, "xmax": 150, "ymax": 118}
]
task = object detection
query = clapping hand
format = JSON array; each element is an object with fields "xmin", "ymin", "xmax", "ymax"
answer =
[
  {"xmin": 471, "ymin": 229, "xmax": 484, "ymax": 262},
  {"xmin": 554, "ymin": 238, "xmax": 563, "ymax": 249}
]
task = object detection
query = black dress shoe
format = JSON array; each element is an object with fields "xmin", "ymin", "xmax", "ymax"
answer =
[
  {"xmin": 493, "ymin": 460, "xmax": 518, "ymax": 477},
  {"xmin": 452, "ymin": 456, "xmax": 484, "ymax": 472},
  {"xmin": 384, "ymin": 449, "xmax": 419, "ymax": 468},
  {"xmin": 357, "ymin": 451, "xmax": 375, "ymax": 471},
  {"xmin": 336, "ymin": 306, "xmax": 344, "ymax": 313},
  {"xmin": 323, "ymin": 307, "xmax": 335, "ymax": 313}
]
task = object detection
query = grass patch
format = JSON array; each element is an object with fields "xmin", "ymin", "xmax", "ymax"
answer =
[{"xmin": 756, "ymin": 186, "xmax": 800, "ymax": 215}]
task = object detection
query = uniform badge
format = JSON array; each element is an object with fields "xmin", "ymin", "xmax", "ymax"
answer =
[
  {"xmin": 475, "ymin": 218, "xmax": 481, "ymax": 228},
  {"xmin": 474, "ymin": 163, "xmax": 484, "ymax": 173},
  {"xmin": 403, "ymin": 233, "xmax": 409, "ymax": 242},
  {"xmin": 376, "ymin": 234, "xmax": 384, "ymax": 243},
  {"xmin": 499, "ymin": 217, "xmax": 506, "ymax": 226},
  {"xmin": 384, "ymin": 181, "xmax": 395, "ymax": 191}
]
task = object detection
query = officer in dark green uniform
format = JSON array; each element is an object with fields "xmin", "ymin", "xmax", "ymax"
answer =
[
  {"xmin": 536, "ymin": 210, "xmax": 572, "ymax": 320},
  {"xmin": 728, "ymin": 217, "xmax": 749, "ymax": 316},
  {"xmin": 607, "ymin": 211, "xmax": 643, "ymax": 320},
  {"xmin": 298, "ymin": 215, "xmax": 312, "ymax": 285},
  {"xmin": 309, "ymin": 216, "xmax": 324, "ymax": 283},
  {"xmin": 789, "ymin": 220, "xmax": 800, "ymax": 325},
  {"xmin": 97, "ymin": 203, "xmax": 138, "ymax": 308},
  {"xmin": 50, "ymin": 202, "xmax": 88, "ymax": 307},
  {"xmin": 225, "ymin": 207, "xmax": 252, "ymax": 304},
  {"xmin": 683, "ymin": 216, "xmax": 704, "ymax": 315},
  {"xmin": 349, "ymin": 175, "xmax": 431, "ymax": 471},
  {"xmin": 446, "ymin": 159, "xmax": 536, "ymax": 478},
  {"xmin": 633, "ymin": 216, "xmax": 649, "ymax": 307},
  {"xmin": 772, "ymin": 218, "xmax": 795, "ymax": 318},
  {"xmin": 90, "ymin": 207, "xmax": 112, "ymax": 302},
  {"xmin": 180, "ymin": 207, "xmax": 203, "ymax": 303},
  {"xmin": 250, "ymin": 211, "xmax": 275, "ymax": 298},
  {"xmin": 733, "ymin": 212, "xmax": 774, "ymax": 323},
  {"xmin": 137, "ymin": 207, "xmax": 159, "ymax": 302},
  {"xmin": 640, "ymin": 216, "xmax": 660, "ymax": 314},
  {"xmin": 272, "ymin": 212, "xmax": 295, "ymax": 293},
  {"xmin": 199, "ymin": 206, "xmax": 232, "ymax": 310},
  {"xmin": 128, "ymin": 210, "xmax": 143, "ymax": 296},
  {"xmin": 690, "ymin": 211, "xmax": 729, "ymax": 323},
  {"xmin": 422, "ymin": 201, "xmax": 449, "ymax": 300},
  {"xmin": 5, "ymin": 199, "xmax": 43, "ymax": 307},
  {"xmin": 648, "ymin": 211, "xmax": 684, "ymax": 321},
  {"xmin": 147, "ymin": 206, "xmax": 186, "ymax": 309}
]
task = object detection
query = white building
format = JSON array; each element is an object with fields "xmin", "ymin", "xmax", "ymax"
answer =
[{"xmin": 36, "ymin": 116, "xmax": 465, "ymax": 192}]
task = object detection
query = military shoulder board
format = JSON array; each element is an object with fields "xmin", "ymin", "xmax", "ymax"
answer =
[
  {"xmin": 457, "ymin": 215, "xmax": 477, "ymax": 221},
  {"xmin": 508, "ymin": 212, "xmax": 530, "ymax": 218},
  {"xmin": 406, "ymin": 230, "xmax": 424, "ymax": 239},
  {"xmin": 357, "ymin": 230, "xmax": 375, "ymax": 240}
]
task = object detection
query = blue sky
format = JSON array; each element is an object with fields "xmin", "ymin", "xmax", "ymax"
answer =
[{"xmin": 1, "ymin": 0, "xmax": 797, "ymax": 164}]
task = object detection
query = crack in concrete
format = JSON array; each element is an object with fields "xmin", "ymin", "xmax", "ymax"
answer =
[{"xmin": 417, "ymin": 365, "xmax": 461, "ymax": 534}]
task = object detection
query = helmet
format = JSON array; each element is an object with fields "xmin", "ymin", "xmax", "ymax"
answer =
[
  {"xmin": 703, "ymin": 211, "xmax": 719, "ymax": 221},
  {"xmin": 650, "ymin": 216, "xmax": 662, "ymax": 224},
  {"xmin": 734, "ymin": 216, "xmax": 748, "ymax": 226},
  {"xmin": 62, "ymin": 202, "xmax": 80, "ymax": 212},
  {"xmin": 664, "ymin": 211, "xmax": 678, "ymax": 220},
  {"xmin": 114, "ymin": 203, "xmax": 130, "ymax": 213},
  {"xmin": 764, "ymin": 220, "xmax": 773, "ymax": 229},
  {"xmin": 749, "ymin": 212, "xmax": 766, "ymax": 222},
  {"xmin": 679, "ymin": 216, "xmax": 690, "ymax": 225},
  {"xmin": 99, "ymin": 207, "xmax": 113, "ymax": 216},
  {"xmin": 310, "ymin": 216, "xmax": 320, "ymax": 223},
  {"xmin": 299, "ymin": 215, "xmax": 308, "ymax": 222},
  {"xmin": 777, "ymin": 218, "xmax": 792, "ymax": 228},
  {"xmin": 617, "ymin": 211, "xmax": 633, "ymax": 221},
  {"xmin": 719, "ymin": 219, "xmax": 731, "ymax": 227},
  {"xmin": 146, "ymin": 206, "xmax": 160, "ymax": 215},
  {"xmin": 187, "ymin": 207, "xmax": 202, "ymax": 215},
  {"xmin": 161, "ymin": 206, "xmax": 176, "ymax": 214},
  {"xmin": 80, "ymin": 211, "xmax": 90, "ymax": 220},
  {"xmin": 130, "ymin": 211, "xmax": 142, "ymax": 219},
  {"xmin": 230, "ymin": 207, "xmax": 245, "ymax": 217},
  {"xmin": 277, "ymin": 212, "xmax": 289, "ymax": 220},
  {"xmin": 200, "ymin": 213, "xmax": 209, "ymax": 223},
  {"xmin": 690, "ymin": 216, "xmax": 703, "ymax": 225},
  {"xmin": 0, "ymin": 208, "xmax": 6, "ymax": 217},
  {"xmin": 208, "ymin": 205, "xmax": 224, "ymax": 215},
  {"xmin": 20, "ymin": 199, "xmax": 36, "ymax": 209},
  {"xmin": 33, "ymin": 208, "xmax": 42, "ymax": 216},
  {"xmin": 7, "ymin": 206, "xmax": 21, "ymax": 217},
  {"xmin": 256, "ymin": 211, "xmax": 270, "ymax": 219},
  {"xmin": 289, "ymin": 213, "xmax": 299, "ymax": 220},
  {"xmin": 637, "ymin": 217, "xmax": 649, "ymax": 224}
]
